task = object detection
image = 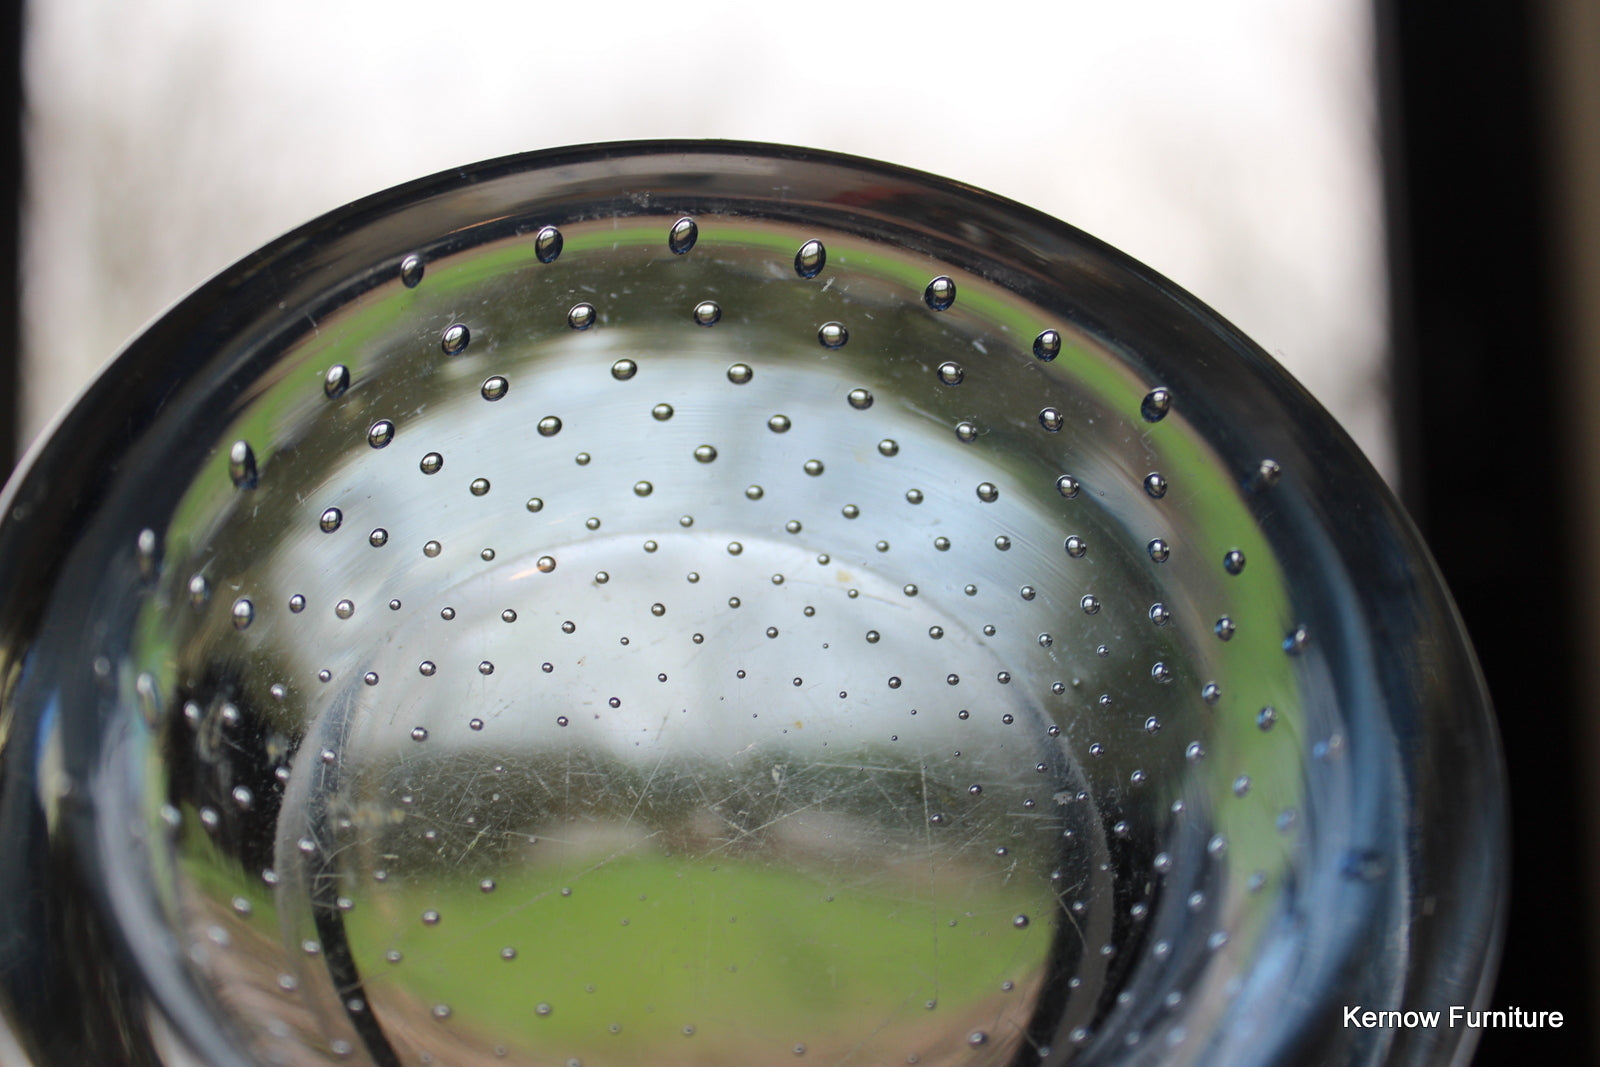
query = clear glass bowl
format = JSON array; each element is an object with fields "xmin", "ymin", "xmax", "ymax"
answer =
[{"xmin": 0, "ymin": 142, "xmax": 1505, "ymax": 1066}]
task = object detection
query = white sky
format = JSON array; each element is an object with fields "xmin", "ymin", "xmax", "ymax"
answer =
[{"xmin": 21, "ymin": 0, "xmax": 1391, "ymax": 481}]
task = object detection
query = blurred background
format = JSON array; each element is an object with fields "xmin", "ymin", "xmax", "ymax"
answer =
[{"xmin": 0, "ymin": 0, "xmax": 1594, "ymax": 1062}]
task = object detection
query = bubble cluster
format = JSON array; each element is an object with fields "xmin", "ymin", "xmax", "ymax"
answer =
[{"xmin": 143, "ymin": 202, "xmax": 1318, "ymax": 1067}]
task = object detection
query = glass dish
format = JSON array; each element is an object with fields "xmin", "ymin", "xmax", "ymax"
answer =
[{"xmin": 0, "ymin": 141, "xmax": 1505, "ymax": 1066}]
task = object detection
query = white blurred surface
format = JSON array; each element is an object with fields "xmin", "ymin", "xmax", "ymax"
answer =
[{"xmin": 21, "ymin": 0, "xmax": 1391, "ymax": 480}]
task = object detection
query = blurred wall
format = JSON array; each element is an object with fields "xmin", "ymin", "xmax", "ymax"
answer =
[
  {"xmin": 18, "ymin": 0, "xmax": 1392, "ymax": 480},
  {"xmin": 1549, "ymin": 0, "xmax": 1600, "ymax": 1043},
  {"xmin": 1374, "ymin": 1, "xmax": 1600, "ymax": 1060}
]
